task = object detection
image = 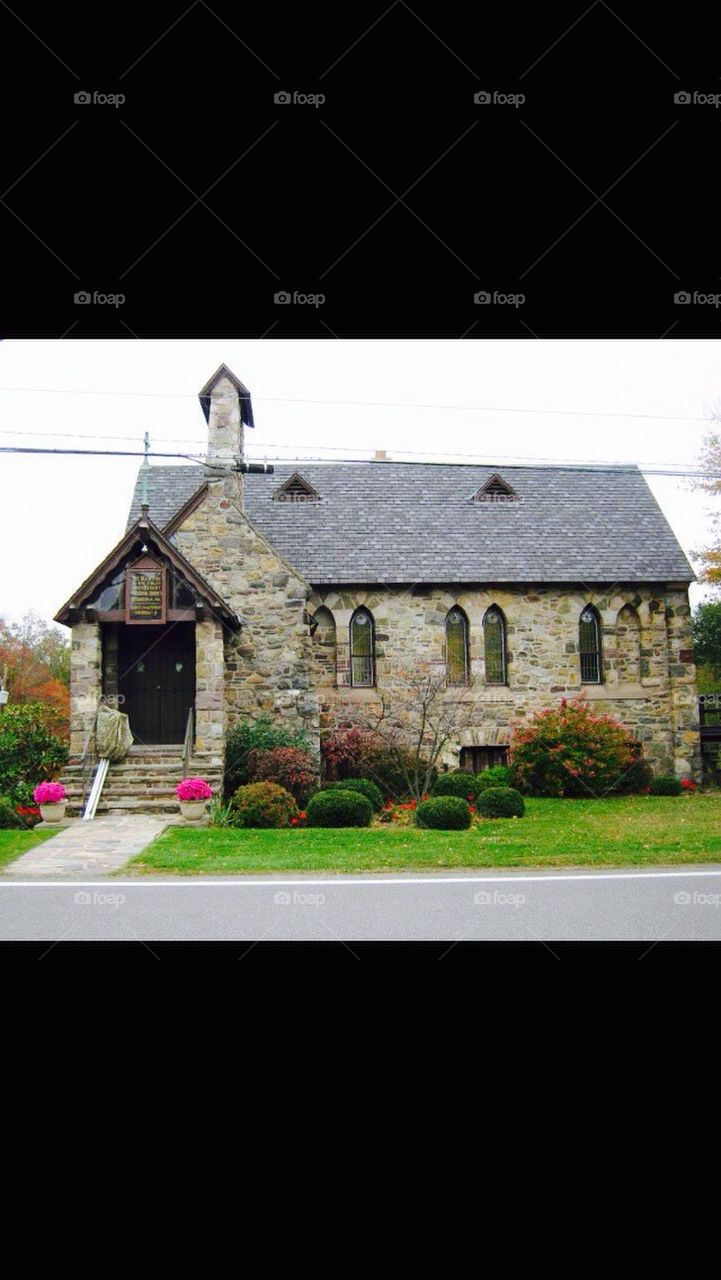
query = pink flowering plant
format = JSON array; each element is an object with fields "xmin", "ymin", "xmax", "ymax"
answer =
[
  {"xmin": 510, "ymin": 697, "xmax": 639, "ymax": 798},
  {"xmin": 33, "ymin": 781, "xmax": 66, "ymax": 805},
  {"xmin": 176, "ymin": 777, "xmax": 213, "ymax": 802}
]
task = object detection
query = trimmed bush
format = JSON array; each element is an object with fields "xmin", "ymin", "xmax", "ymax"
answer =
[
  {"xmin": 0, "ymin": 797, "xmax": 22, "ymax": 829},
  {"xmin": 246, "ymin": 745, "xmax": 318, "ymax": 805},
  {"xmin": 433, "ymin": 771, "xmax": 478, "ymax": 801},
  {"xmin": 475, "ymin": 765, "xmax": 512, "ymax": 791},
  {"xmin": 230, "ymin": 781, "xmax": 299, "ymax": 828},
  {"xmin": 415, "ymin": 796, "xmax": 472, "ymax": 830},
  {"xmin": 650, "ymin": 774, "xmax": 682, "ymax": 796},
  {"xmin": 306, "ymin": 789, "xmax": 373, "ymax": 828},
  {"xmin": 476, "ymin": 786, "xmax": 525, "ymax": 819},
  {"xmin": 324, "ymin": 777, "xmax": 384, "ymax": 812}
]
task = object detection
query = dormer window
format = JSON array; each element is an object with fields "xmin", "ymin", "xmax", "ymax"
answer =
[
  {"xmin": 273, "ymin": 473, "xmax": 320, "ymax": 503},
  {"xmin": 472, "ymin": 474, "xmax": 519, "ymax": 503}
]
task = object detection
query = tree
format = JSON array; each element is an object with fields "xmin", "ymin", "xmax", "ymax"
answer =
[
  {"xmin": 692, "ymin": 602, "xmax": 721, "ymax": 683},
  {"xmin": 350, "ymin": 662, "xmax": 480, "ymax": 802},
  {"xmin": 0, "ymin": 613, "xmax": 70, "ymax": 735},
  {"xmin": 690, "ymin": 428, "xmax": 721, "ymax": 589}
]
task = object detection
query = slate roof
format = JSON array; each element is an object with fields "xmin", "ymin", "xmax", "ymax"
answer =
[{"xmin": 127, "ymin": 461, "xmax": 694, "ymax": 585}]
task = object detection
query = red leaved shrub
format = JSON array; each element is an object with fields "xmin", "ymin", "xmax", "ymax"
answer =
[
  {"xmin": 510, "ymin": 697, "xmax": 641, "ymax": 798},
  {"xmin": 246, "ymin": 746, "xmax": 318, "ymax": 806}
]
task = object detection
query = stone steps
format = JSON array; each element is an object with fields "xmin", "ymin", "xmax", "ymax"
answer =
[{"xmin": 60, "ymin": 750, "xmax": 223, "ymax": 816}]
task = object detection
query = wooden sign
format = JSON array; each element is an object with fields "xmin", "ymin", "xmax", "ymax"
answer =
[{"xmin": 125, "ymin": 556, "xmax": 167, "ymax": 624}]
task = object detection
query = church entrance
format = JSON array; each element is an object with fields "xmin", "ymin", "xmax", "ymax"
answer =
[{"xmin": 117, "ymin": 623, "xmax": 196, "ymax": 745}]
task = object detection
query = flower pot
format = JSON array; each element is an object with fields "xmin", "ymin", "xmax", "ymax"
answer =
[
  {"xmin": 179, "ymin": 800, "xmax": 208, "ymax": 822},
  {"xmin": 39, "ymin": 801, "xmax": 68, "ymax": 824}
]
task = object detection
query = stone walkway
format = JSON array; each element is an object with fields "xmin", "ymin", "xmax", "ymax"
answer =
[{"xmin": 4, "ymin": 816, "xmax": 169, "ymax": 877}]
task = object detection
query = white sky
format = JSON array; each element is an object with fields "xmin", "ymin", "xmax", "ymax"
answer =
[{"xmin": 0, "ymin": 338, "xmax": 719, "ymax": 627}]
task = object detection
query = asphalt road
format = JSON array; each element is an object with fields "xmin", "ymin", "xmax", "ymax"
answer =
[{"xmin": 2, "ymin": 867, "xmax": 721, "ymax": 942}]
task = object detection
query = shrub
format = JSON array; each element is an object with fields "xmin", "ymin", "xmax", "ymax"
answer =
[
  {"xmin": 225, "ymin": 716, "xmax": 309, "ymax": 796},
  {"xmin": 415, "ymin": 796, "xmax": 471, "ymax": 830},
  {"xmin": 476, "ymin": 786, "xmax": 525, "ymax": 819},
  {"xmin": 176, "ymin": 777, "xmax": 213, "ymax": 802},
  {"xmin": 433, "ymin": 771, "xmax": 478, "ymax": 801},
  {"xmin": 612, "ymin": 742, "xmax": 654, "ymax": 795},
  {"xmin": 680, "ymin": 778, "xmax": 698, "ymax": 792},
  {"xmin": 306, "ymin": 788, "xmax": 373, "ymax": 828},
  {"xmin": 510, "ymin": 697, "xmax": 639, "ymax": 797},
  {"xmin": 33, "ymin": 781, "xmax": 66, "ymax": 805},
  {"xmin": 0, "ymin": 797, "xmax": 22, "ymax": 829},
  {"xmin": 324, "ymin": 777, "xmax": 384, "ymax": 812},
  {"xmin": 0, "ymin": 702, "xmax": 68, "ymax": 805},
  {"xmin": 207, "ymin": 798, "xmax": 235, "ymax": 828},
  {"xmin": 322, "ymin": 728, "xmax": 436, "ymax": 800},
  {"xmin": 230, "ymin": 781, "xmax": 299, "ymax": 828},
  {"xmin": 246, "ymin": 745, "xmax": 318, "ymax": 805},
  {"xmin": 650, "ymin": 774, "xmax": 682, "ymax": 796},
  {"xmin": 475, "ymin": 765, "xmax": 512, "ymax": 791},
  {"xmin": 321, "ymin": 727, "xmax": 373, "ymax": 780}
]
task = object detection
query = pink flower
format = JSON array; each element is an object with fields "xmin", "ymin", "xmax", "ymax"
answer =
[
  {"xmin": 176, "ymin": 777, "xmax": 213, "ymax": 801},
  {"xmin": 33, "ymin": 781, "xmax": 66, "ymax": 805}
]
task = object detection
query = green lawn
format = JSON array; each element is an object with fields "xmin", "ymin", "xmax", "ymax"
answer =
[
  {"xmin": 0, "ymin": 828, "xmax": 57, "ymax": 870},
  {"xmin": 126, "ymin": 795, "xmax": 721, "ymax": 876}
]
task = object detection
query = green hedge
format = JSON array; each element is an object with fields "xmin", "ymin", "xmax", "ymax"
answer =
[
  {"xmin": 650, "ymin": 774, "xmax": 682, "ymax": 796},
  {"xmin": 324, "ymin": 777, "xmax": 384, "ymax": 812},
  {"xmin": 475, "ymin": 765, "xmax": 512, "ymax": 791},
  {"xmin": 306, "ymin": 789, "xmax": 373, "ymax": 828},
  {"xmin": 0, "ymin": 797, "xmax": 22, "ymax": 829},
  {"xmin": 476, "ymin": 786, "xmax": 525, "ymax": 819},
  {"xmin": 415, "ymin": 796, "xmax": 471, "ymax": 830},
  {"xmin": 230, "ymin": 781, "xmax": 299, "ymax": 828},
  {"xmin": 433, "ymin": 772, "xmax": 478, "ymax": 801}
]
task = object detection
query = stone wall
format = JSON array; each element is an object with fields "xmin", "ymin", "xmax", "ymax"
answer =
[
  {"xmin": 173, "ymin": 476, "xmax": 320, "ymax": 763},
  {"xmin": 69, "ymin": 620, "xmax": 103, "ymax": 757},
  {"xmin": 308, "ymin": 582, "xmax": 702, "ymax": 780}
]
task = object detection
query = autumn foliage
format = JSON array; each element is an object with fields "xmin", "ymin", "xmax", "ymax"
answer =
[{"xmin": 510, "ymin": 697, "xmax": 640, "ymax": 797}]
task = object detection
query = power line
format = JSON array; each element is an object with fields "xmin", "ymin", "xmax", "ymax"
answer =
[
  {"xmin": 0, "ymin": 427, "xmax": 709, "ymax": 471},
  {"xmin": 0, "ymin": 385, "xmax": 715, "ymax": 423},
  {"xmin": 1, "ymin": 442, "xmax": 720, "ymax": 480}
]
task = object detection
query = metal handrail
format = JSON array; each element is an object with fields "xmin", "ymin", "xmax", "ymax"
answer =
[{"xmin": 182, "ymin": 706, "xmax": 195, "ymax": 777}]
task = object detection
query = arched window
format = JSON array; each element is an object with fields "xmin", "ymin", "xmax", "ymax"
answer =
[
  {"xmin": 312, "ymin": 607, "xmax": 337, "ymax": 686},
  {"xmin": 445, "ymin": 607, "xmax": 470, "ymax": 685},
  {"xmin": 350, "ymin": 607, "xmax": 375, "ymax": 687},
  {"xmin": 615, "ymin": 605, "xmax": 641, "ymax": 683},
  {"xmin": 579, "ymin": 606, "xmax": 602, "ymax": 683},
  {"xmin": 483, "ymin": 606, "xmax": 507, "ymax": 685}
]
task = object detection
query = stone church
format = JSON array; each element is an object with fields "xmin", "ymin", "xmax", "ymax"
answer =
[{"xmin": 56, "ymin": 363, "xmax": 702, "ymax": 809}]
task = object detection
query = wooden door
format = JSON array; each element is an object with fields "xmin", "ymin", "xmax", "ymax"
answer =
[{"xmin": 118, "ymin": 624, "xmax": 195, "ymax": 744}]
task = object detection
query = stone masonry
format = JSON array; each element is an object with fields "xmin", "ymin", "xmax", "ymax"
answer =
[
  {"xmin": 308, "ymin": 582, "xmax": 702, "ymax": 780},
  {"xmin": 173, "ymin": 473, "xmax": 320, "ymax": 758}
]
